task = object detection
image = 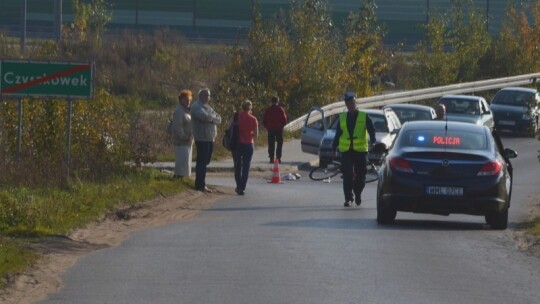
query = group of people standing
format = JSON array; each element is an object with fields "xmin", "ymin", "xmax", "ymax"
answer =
[
  {"xmin": 170, "ymin": 88, "xmax": 288, "ymax": 195},
  {"xmin": 174, "ymin": 89, "xmax": 387, "ymax": 209}
]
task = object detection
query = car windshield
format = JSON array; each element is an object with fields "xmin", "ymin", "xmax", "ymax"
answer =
[
  {"xmin": 370, "ymin": 114, "xmax": 388, "ymax": 132},
  {"xmin": 329, "ymin": 113, "xmax": 387, "ymax": 132},
  {"xmin": 393, "ymin": 109, "xmax": 433, "ymax": 122},
  {"xmin": 399, "ymin": 129, "xmax": 487, "ymax": 150},
  {"xmin": 438, "ymin": 98, "xmax": 480, "ymax": 115},
  {"xmin": 492, "ymin": 91, "xmax": 534, "ymax": 107}
]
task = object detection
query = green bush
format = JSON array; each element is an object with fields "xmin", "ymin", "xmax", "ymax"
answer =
[
  {"xmin": 0, "ymin": 192, "xmax": 37, "ymax": 233},
  {"xmin": 0, "ymin": 89, "xmax": 131, "ymax": 186}
]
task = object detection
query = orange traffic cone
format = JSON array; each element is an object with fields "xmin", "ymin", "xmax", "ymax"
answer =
[{"xmin": 270, "ymin": 159, "xmax": 283, "ymax": 184}]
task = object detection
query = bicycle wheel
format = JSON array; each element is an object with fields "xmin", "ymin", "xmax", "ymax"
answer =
[
  {"xmin": 365, "ymin": 163, "xmax": 379, "ymax": 183},
  {"xmin": 309, "ymin": 163, "xmax": 340, "ymax": 181}
]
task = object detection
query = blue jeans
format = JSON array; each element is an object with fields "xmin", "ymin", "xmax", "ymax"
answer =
[
  {"xmin": 195, "ymin": 141, "xmax": 213, "ymax": 189},
  {"xmin": 233, "ymin": 143, "xmax": 254, "ymax": 191}
]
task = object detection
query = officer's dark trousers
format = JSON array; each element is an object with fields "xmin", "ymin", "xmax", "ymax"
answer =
[{"xmin": 340, "ymin": 150, "xmax": 368, "ymax": 202}]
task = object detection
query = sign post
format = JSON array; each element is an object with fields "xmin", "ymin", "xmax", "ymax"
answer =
[
  {"xmin": 66, "ymin": 98, "xmax": 73, "ymax": 178},
  {"xmin": 17, "ymin": 100, "xmax": 23, "ymax": 166},
  {"xmin": 1, "ymin": 60, "xmax": 93, "ymax": 178}
]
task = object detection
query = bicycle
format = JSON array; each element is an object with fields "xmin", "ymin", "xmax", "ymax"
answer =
[{"xmin": 309, "ymin": 144, "xmax": 386, "ymax": 182}]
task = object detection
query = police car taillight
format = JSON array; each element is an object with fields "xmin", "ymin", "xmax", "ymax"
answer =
[
  {"xmin": 389, "ymin": 157, "xmax": 414, "ymax": 173},
  {"xmin": 477, "ymin": 160, "xmax": 502, "ymax": 176}
]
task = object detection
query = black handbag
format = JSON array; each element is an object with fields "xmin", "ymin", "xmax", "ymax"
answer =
[{"xmin": 222, "ymin": 112, "xmax": 239, "ymax": 151}]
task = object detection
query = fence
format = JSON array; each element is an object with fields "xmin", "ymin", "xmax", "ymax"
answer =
[
  {"xmin": 0, "ymin": 0, "xmax": 534, "ymax": 47},
  {"xmin": 285, "ymin": 72, "xmax": 540, "ymax": 132}
]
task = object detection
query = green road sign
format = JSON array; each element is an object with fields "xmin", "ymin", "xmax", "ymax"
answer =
[{"xmin": 0, "ymin": 60, "xmax": 93, "ymax": 98}]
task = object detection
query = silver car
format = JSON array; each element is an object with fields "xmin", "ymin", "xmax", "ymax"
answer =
[
  {"xmin": 301, "ymin": 107, "xmax": 401, "ymax": 166},
  {"xmin": 435, "ymin": 95, "xmax": 494, "ymax": 130}
]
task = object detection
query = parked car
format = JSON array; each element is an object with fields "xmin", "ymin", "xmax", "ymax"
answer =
[
  {"xmin": 376, "ymin": 120, "xmax": 517, "ymax": 229},
  {"xmin": 490, "ymin": 87, "xmax": 540, "ymax": 137},
  {"xmin": 383, "ymin": 103, "xmax": 437, "ymax": 124},
  {"xmin": 435, "ymin": 95, "xmax": 494, "ymax": 130},
  {"xmin": 301, "ymin": 107, "xmax": 401, "ymax": 166}
]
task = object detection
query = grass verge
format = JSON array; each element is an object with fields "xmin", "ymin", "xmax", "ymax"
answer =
[
  {"xmin": 517, "ymin": 218, "xmax": 540, "ymax": 236},
  {"xmin": 0, "ymin": 168, "xmax": 191, "ymax": 288},
  {"xmin": 0, "ymin": 238, "xmax": 40, "ymax": 288}
]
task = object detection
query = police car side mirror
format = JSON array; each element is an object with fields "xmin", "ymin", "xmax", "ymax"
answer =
[{"xmin": 504, "ymin": 148, "xmax": 518, "ymax": 159}]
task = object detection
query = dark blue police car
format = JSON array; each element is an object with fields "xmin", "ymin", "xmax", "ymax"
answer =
[{"xmin": 376, "ymin": 120, "xmax": 517, "ymax": 229}]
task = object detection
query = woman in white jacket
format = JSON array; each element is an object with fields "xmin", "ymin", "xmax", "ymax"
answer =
[{"xmin": 172, "ymin": 90, "xmax": 193, "ymax": 179}]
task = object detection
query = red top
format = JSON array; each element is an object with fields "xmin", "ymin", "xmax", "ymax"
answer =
[
  {"xmin": 238, "ymin": 111, "xmax": 258, "ymax": 144},
  {"xmin": 263, "ymin": 105, "xmax": 287, "ymax": 132}
]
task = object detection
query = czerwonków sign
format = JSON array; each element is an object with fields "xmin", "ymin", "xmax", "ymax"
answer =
[{"xmin": 0, "ymin": 60, "xmax": 93, "ymax": 98}]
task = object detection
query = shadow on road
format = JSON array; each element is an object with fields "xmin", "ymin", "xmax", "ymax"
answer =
[{"xmin": 263, "ymin": 217, "xmax": 493, "ymax": 231}]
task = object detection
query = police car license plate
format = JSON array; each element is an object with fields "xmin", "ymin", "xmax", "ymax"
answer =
[
  {"xmin": 426, "ymin": 186, "xmax": 463, "ymax": 196},
  {"xmin": 498, "ymin": 120, "xmax": 516, "ymax": 126}
]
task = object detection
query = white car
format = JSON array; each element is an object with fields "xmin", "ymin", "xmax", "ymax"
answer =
[{"xmin": 301, "ymin": 107, "xmax": 402, "ymax": 166}]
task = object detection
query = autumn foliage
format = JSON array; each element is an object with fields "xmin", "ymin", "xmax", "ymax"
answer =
[{"xmin": 0, "ymin": 0, "xmax": 539, "ymax": 187}]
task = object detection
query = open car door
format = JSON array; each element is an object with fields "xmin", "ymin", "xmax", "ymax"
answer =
[{"xmin": 301, "ymin": 107, "xmax": 326, "ymax": 155}]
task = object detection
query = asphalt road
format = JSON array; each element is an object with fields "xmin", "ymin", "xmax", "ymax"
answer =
[{"xmin": 39, "ymin": 135, "xmax": 540, "ymax": 304}]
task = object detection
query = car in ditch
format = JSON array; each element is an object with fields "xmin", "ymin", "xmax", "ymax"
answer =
[
  {"xmin": 435, "ymin": 95, "xmax": 494, "ymax": 130},
  {"xmin": 301, "ymin": 107, "xmax": 401, "ymax": 166},
  {"xmin": 375, "ymin": 120, "xmax": 517, "ymax": 229},
  {"xmin": 489, "ymin": 87, "xmax": 540, "ymax": 137}
]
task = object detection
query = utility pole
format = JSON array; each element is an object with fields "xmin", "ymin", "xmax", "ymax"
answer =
[
  {"xmin": 135, "ymin": 0, "xmax": 140, "ymax": 28},
  {"xmin": 54, "ymin": 0, "xmax": 62, "ymax": 43},
  {"xmin": 20, "ymin": 0, "xmax": 26, "ymax": 53},
  {"xmin": 193, "ymin": 0, "xmax": 197, "ymax": 29},
  {"xmin": 485, "ymin": 0, "xmax": 490, "ymax": 32},
  {"xmin": 426, "ymin": 0, "xmax": 430, "ymax": 24}
]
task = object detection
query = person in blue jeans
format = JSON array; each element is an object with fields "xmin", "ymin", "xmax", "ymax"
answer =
[
  {"xmin": 190, "ymin": 88, "xmax": 222, "ymax": 193},
  {"xmin": 233, "ymin": 99, "xmax": 259, "ymax": 195}
]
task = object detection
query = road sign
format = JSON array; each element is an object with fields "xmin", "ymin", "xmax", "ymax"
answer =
[{"xmin": 0, "ymin": 60, "xmax": 93, "ymax": 98}]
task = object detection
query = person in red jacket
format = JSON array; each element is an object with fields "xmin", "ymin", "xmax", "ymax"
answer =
[
  {"xmin": 262, "ymin": 96, "xmax": 288, "ymax": 163},
  {"xmin": 234, "ymin": 100, "xmax": 259, "ymax": 195}
]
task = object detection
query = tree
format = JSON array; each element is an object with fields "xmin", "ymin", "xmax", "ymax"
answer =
[
  {"xmin": 412, "ymin": 14, "xmax": 456, "ymax": 88},
  {"xmin": 216, "ymin": 0, "xmax": 387, "ymax": 120},
  {"xmin": 66, "ymin": 0, "xmax": 112, "ymax": 47},
  {"xmin": 215, "ymin": 0, "xmax": 343, "ymax": 120},
  {"xmin": 482, "ymin": 0, "xmax": 540, "ymax": 77},
  {"xmin": 413, "ymin": 0, "xmax": 491, "ymax": 87},
  {"xmin": 447, "ymin": 0, "xmax": 491, "ymax": 82},
  {"xmin": 341, "ymin": 0, "xmax": 388, "ymax": 96}
]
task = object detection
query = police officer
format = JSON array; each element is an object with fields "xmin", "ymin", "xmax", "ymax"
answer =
[{"xmin": 332, "ymin": 92, "xmax": 376, "ymax": 207}]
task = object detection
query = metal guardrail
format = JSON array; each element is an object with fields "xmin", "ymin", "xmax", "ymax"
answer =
[{"xmin": 285, "ymin": 72, "xmax": 540, "ymax": 132}]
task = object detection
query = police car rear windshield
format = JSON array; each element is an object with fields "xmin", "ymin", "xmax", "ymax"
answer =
[{"xmin": 401, "ymin": 130, "xmax": 487, "ymax": 150}]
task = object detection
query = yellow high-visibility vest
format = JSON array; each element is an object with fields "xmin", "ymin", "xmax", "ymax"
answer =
[{"xmin": 338, "ymin": 111, "xmax": 368, "ymax": 152}]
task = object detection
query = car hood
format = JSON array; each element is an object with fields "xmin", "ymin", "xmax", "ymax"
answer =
[
  {"xmin": 490, "ymin": 104, "xmax": 527, "ymax": 115},
  {"xmin": 445, "ymin": 114, "xmax": 481, "ymax": 124}
]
